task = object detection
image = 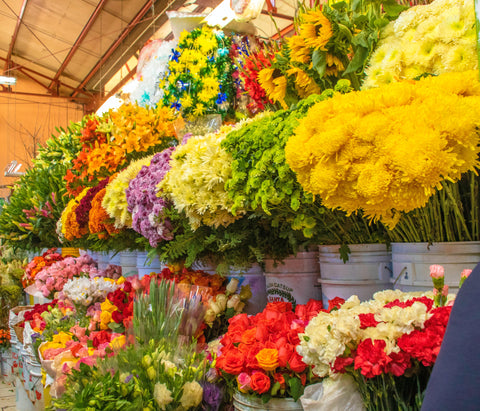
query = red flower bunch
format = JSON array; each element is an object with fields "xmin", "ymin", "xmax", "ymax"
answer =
[
  {"xmin": 216, "ymin": 300, "xmax": 323, "ymax": 400},
  {"xmin": 141, "ymin": 267, "xmax": 226, "ymax": 296},
  {"xmin": 102, "ymin": 281, "xmax": 135, "ymax": 332},
  {"xmin": 238, "ymin": 43, "xmax": 276, "ymax": 114},
  {"xmin": 22, "ymin": 248, "xmax": 64, "ymax": 288},
  {"xmin": 20, "ymin": 300, "xmax": 59, "ymax": 332}
]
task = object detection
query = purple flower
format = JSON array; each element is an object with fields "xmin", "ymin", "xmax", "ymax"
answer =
[
  {"xmin": 126, "ymin": 147, "xmax": 176, "ymax": 246},
  {"xmin": 201, "ymin": 381, "xmax": 224, "ymax": 411}
]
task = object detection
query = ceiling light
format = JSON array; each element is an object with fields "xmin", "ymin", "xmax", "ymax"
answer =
[{"xmin": 0, "ymin": 76, "xmax": 16, "ymax": 86}]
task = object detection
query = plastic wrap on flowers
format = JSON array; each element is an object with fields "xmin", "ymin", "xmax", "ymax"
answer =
[{"xmin": 128, "ymin": 39, "xmax": 176, "ymax": 108}]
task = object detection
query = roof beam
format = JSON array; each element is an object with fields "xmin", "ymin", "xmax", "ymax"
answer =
[
  {"xmin": 48, "ymin": 0, "xmax": 109, "ymax": 91},
  {"xmin": 72, "ymin": 0, "xmax": 156, "ymax": 97},
  {"xmin": 86, "ymin": 0, "xmax": 194, "ymax": 94},
  {"xmin": 3, "ymin": 0, "xmax": 29, "ymax": 75},
  {"xmin": 0, "ymin": 56, "xmax": 93, "ymax": 97},
  {"xmin": 261, "ymin": 10, "xmax": 294, "ymax": 21}
]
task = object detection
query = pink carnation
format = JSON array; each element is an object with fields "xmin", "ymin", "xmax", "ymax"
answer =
[{"xmin": 429, "ymin": 265, "xmax": 445, "ymax": 279}]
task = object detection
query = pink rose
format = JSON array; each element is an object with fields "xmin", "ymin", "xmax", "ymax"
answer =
[{"xmin": 237, "ymin": 372, "xmax": 251, "ymax": 392}]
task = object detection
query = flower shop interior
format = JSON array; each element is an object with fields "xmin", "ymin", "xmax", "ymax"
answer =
[{"xmin": 1, "ymin": 0, "xmax": 479, "ymax": 409}]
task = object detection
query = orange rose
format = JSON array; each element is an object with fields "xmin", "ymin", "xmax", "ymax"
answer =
[
  {"xmin": 256, "ymin": 348, "xmax": 279, "ymax": 372},
  {"xmin": 241, "ymin": 328, "xmax": 257, "ymax": 345}
]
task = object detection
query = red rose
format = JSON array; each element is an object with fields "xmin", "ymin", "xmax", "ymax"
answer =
[
  {"xmin": 250, "ymin": 371, "xmax": 271, "ymax": 394},
  {"xmin": 265, "ymin": 302, "xmax": 292, "ymax": 313},
  {"xmin": 91, "ymin": 330, "xmax": 111, "ymax": 348},
  {"xmin": 277, "ymin": 344, "xmax": 294, "ymax": 368},
  {"xmin": 111, "ymin": 310, "xmax": 124, "ymax": 323},
  {"xmin": 217, "ymin": 349, "xmax": 245, "ymax": 375},
  {"xmin": 123, "ymin": 281, "xmax": 132, "ymax": 293},
  {"xmin": 288, "ymin": 351, "xmax": 307, "ymax": 373}
]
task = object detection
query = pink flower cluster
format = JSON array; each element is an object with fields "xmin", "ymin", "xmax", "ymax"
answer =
[{"xmin": 35, "ymin": 254, "xmax": 99, "ymax": 298}]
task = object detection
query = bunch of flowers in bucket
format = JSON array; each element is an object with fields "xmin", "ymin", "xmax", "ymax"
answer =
[
  {"xmin": 257, "ymin": 0, "xmax": 407, "ymax": 108},
  {"xmin": 363, "ymin": 0, "xmax": 476, "ymax": 89},
  {"xmin": 215, "ymin": 300, "xmax": 325, "ymax": 402},
  {"xmin": 65, "ymin": 105, "xmax": 177, "ymax": 196},
  {"xmin": 285, "ymin": 70, "xmax": 480, "ymax": 229},
  {"xmin": 34, "ymin": 254, "xmax": 98, "ymax": 299},
  {"xmin": 0, "ymin": 328, "xmax": 10, "ymax": 350},
  {"xmin": 161, "ymin": 25, "xmax": 236, "ymax": 121},
  {"xmin": 22, "ymin": 248, "xmax": 64, "ymax": 288},
  {"xmin": 140, "ymin": 268, "xmax": 251, "ymax": 343},
  {"xmin": 297, "ymin": 274, "xmax": 460, "ymax": 410},
  {"xmin": 51, "ymin": 280, "xmax": 212, "ymax": 410}
]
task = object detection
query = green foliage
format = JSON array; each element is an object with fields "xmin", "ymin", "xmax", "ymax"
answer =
[{"xmin": 0, "ymin": 123, "xmax": 82, "ymax": 251}]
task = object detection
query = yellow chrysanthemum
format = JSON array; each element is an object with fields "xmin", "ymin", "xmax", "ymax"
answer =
[
  {"xmin": 180, "ymin": 95, "xmax": 193, "ymax": 110},
  {"xmin": 288, "ymin": 36, "xmax": 311, "ymax": 64},
  {"xmin": 299, "ymin": 9, "xmax": 333, "ymax": 51},
  {"xmin": 286, "ymin": 71, "xmax": 480, "ymax": 227},
  {"xmin": 159, "ymin": 124, "xmax": 247, "ymax": 229},
  {"xmin": 102, "ymin": 156, "xmax": 152, "ymax": 228}
]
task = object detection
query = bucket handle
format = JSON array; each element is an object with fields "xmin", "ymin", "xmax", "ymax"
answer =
[{"xmin": 392, "ymin": 266, "xmax": 407, "ymax": 287}]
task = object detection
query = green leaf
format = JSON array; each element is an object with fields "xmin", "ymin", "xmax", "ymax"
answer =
[
  {"xmin": 271, "ymin": 381, "xmax": 281, "ymax": 396},
  {"xmin": 382, "ymin": 0, "xmax": 408, "ymax": 18},
  {"xmin": 339, "ymin": 243, "xmax": 351, "ymax": 263},
  {"xmin": 343, "ymin": 46, "xmax": 369, "ymax": 74},
  {"xmin": 287, "ymin": 376, "xmax": 304, "ymax": 401},
  {"xmin": 331, "ymin": 1, "xmax": 347, "ymax": 10},
  {"xmin": 312, "ymin": 49, "xmax": 327, "ymax": 78}
]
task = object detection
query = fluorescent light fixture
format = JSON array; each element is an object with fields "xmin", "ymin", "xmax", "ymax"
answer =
[{"xmin": 0, "ymin": 76, "xmax": 16, "ymax": 86}]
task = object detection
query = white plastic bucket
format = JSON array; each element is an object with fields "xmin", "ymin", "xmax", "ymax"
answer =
[
  {"xmin": 318, "ymin": 244, "xmax": 392, "ymax": 282},
  {"xmin": 229, "ymin": 264, "xmax": 267, "ymax": 315},
  {"xmin": 1, "ymin": 349, "xmax": 14, "ymax": 382},
  {"xmin": 136, "ymin": 251, "xmax": 165, "ymax": 278},
  {"xmin": 119, "ymin": 251, "xmax": 138, "ymax": 277},
  {"xmin": 391, "ymin": 241, "xmax": 480, "ymax": 292},
  {"xmin": 15, "ymin": 376, "xmax": 37, "ymax": 411},
  {"xmin": 233, "ymin": 391, "xmax": 303, "ymax": 410},
  {"xmin": 319, "ymin": 279, "xmax": 392, "ymax": 308},
  {"xmin": 264, "ymin": 251, "xmax": 321, "ymax": 306}
]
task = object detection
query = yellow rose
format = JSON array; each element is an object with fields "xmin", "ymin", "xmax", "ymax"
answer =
[{"xmin": 256, "ymin": 348, "xmax": 279, "ymax": 372}]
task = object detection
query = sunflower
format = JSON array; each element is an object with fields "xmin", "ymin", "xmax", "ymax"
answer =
[
  {"xmin": 287, "ymin": 67, "xmax": 320, "ymax": 97},
  {"xmin": 288, "ymin": 36, "xmax": 311, "ymax": 64},
  {"xmin": 258, "ymin": 68, "xmax": 288, "ymax": 109},
  {"xmin": 299, "ymin": 10, "xmax": 333, "ymax": 51},
  {"xmin": 325, "ymin": 54, "xmax": 345, "ymax": 76}
]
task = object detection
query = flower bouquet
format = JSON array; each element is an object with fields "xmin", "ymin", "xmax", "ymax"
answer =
[
  {"xmin": 50, "ymin": 279, "xmax": 212, "ymax": 410},
  {"xmin": 298, "ymin": 289, "xmax": 455, "ymax": 410},
  {"xmin": 22, "ymin": 248, "xmax": 64, "ymax": 288},
  {"xmin": 257, "ymin": 0, "xmax": 408, "ymax": 108},
  {"xmin": 140, "ymin": 268, "xmax": 251, "ymax": 343},
  {"xmin": 161, "ymin": 25, "xmax": 237, "ymax": 121},
  {"xmin": 34, "ymin": 254, "xmax": 98, "ymax": 299},
  {"xmin": 215, "ymin": 300, "xmax": 324, "ymax": 403}
]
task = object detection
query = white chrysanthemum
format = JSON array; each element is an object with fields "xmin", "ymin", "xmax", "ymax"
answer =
[{"xmin": 154, "ymin": 383, "xmax": 173, "ymax": 410}]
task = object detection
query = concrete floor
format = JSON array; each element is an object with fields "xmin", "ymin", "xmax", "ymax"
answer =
[{"xmin": 0, "ymin": 378, "xmax": 16, "ymax": 411}]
